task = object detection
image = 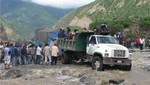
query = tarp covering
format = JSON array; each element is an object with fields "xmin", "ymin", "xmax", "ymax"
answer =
[{"xmin": 47, "ymin": 32, "xmax": 58, "ymax": 45}]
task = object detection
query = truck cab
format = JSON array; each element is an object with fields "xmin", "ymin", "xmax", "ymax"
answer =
[{"xmin": 87, "ymin": 35, "xmax": 131, "ymax": 71}]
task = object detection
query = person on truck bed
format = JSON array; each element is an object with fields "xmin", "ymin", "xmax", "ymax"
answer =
[
  {"xmin": 95, "ymin": 22, "xmax": 108, "ymax": 35},
  {"xmin": 81, "ymin": 27, "xmax": 87, "ymax": 32},
  {"xmin": 58, "ymin": 28, "xmax": 66, "ymax": 38},
  {"xmin": 66, "ymin": 27, "xmax": 73, "ymax": 39},
  {"xmin": 100, "ymin": 22, "xmax": 108, "ymax": 31}
]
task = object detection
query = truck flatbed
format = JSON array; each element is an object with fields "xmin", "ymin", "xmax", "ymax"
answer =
[{"xmin": 57, "ymin": 32, "xmax": 94, "ymax": 51}]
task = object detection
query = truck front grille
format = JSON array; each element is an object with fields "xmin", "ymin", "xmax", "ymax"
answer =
[{"xmin": 114, "ymin": 50, "xmax": 125, "ymax": 57}]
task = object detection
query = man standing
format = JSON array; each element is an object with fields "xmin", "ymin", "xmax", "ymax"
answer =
[
  {"xmin": 4, "ymin": 44, "xmax": 11, "ymax": 69},
  {"xmin": 21, "ymin": 45, "xmax": 27, "ymax": 65},
  {"xmin": 139, "ymin": 36, "xmax": 145, "ymax": 51},
  {"xmin": 0, "ymin": 42, "xmax": 4, "ymax": 63},
  {"xmin": 43, "ymin": 43, "xmax": 51, "ymax": 65},
  {"xmin": 50, "ymin": 43, "xmax": 59, "ymax": 65},
  {"xmin": 135, "ymin": 37, "xmax": 140, "ymax": 48},
  {"xmin": 36, "ymin": 45, "xmax": 42, "ymax": 65}
]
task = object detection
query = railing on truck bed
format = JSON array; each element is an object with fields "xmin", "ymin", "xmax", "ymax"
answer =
[
  {"xmin": 57, "ymin": 32, "xmax": 94, "ymax": 52},
  {"xmin": 58, "ymin": 39, "xmax": 75, "ymax": 51}
]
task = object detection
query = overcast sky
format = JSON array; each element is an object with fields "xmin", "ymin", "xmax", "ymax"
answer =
[{"xmin": 23, "ymin": 0, "xmax": 95, "ymax": 9}]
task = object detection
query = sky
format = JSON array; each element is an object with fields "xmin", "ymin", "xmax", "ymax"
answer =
[{"xmin": 23, "ymin": 0, "xmax": 95, "ymax": 9}]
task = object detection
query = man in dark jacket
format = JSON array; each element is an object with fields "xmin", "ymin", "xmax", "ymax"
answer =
[{"xmin": 21, "ymin": 45, "xmax": 27, "ymax": 65}]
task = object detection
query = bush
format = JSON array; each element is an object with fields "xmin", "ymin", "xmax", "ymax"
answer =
[
  {"xmin": 67, "ymin": 26, "xmax": 82, "ymax": 31},
  {"xmin": 89, "ymin": 18, "xmax": 131, "ymax": 33},
  {"xmin": 139, "ymin": 17, "xmax": 150, "ymax": 27}
]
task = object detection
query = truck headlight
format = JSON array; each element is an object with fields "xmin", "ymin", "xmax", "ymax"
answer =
[{"xmin": 104, "ymin": 53, "xmax": 109, "ymax": 57}]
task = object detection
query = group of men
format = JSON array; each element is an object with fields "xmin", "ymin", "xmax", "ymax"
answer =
[{"xmin": 0, "ymin": 41, "xmax": 59, "ymax": 69}]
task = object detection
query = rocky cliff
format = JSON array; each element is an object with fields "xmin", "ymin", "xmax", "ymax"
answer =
[{"xmin": 0, "ymin": 23, "xmax": 8, "ymax": 41}]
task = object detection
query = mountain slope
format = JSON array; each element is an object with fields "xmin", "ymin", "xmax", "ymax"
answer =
[
  {"xmin": 0, "ymin": 0, "xmax": 72, "ymax": 40},
  {"xmin": 0, "ymin": 18, "xmax": 21, "ymax": 41},
  {"xmin": 55, "ymin": 0, "xmax": 150, "ymax": 35}
]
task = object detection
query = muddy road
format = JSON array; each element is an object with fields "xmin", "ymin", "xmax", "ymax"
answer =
[{"xmin": 0, "ymin": 52, "xmax": 150, "ymax": 85}]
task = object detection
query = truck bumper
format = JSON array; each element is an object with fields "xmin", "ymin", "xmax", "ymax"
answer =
[{"xmin": 103, "ymin": 57, "xmax": 131, "ymax": 66}]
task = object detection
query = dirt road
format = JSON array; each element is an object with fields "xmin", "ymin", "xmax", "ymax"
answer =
[{"xmin": 0, "ymin": 52, "xmax": 150, "ymax": 85}]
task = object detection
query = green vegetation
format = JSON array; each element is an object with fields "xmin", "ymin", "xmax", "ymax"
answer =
[
  {"xmin": 3, "ymin": 3, "xmax": 57, "ymax": 40},
  {"xmin": 56, "ymin": 0, "xmax": 150, "ymax": 35},
  {"xmin": 1, "ymin": 0, "xmax": 72, "ymax": 40},
  {"xmin": 67, "ymin": 26, "xmax": 82, "ymax": 31},
  {"xmin": 0, "ymin": 18, "xmax": 11, "ymax": 28},
  {"xmin": 139, "ymin": 17, "xmax": 150, "ymax": 27},
  {"xmin": 0, "ymin": 18, "xmax": 22, "ymax": 40}
]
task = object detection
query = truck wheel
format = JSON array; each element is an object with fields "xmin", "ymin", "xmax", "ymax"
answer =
[
  {"xmin": 92, "ymin": 56, "xmax": 104, "ymax": 71},
  {"xmin": 125, "ymin": 63, "xmax": 132, "ymax": 71},
  {"xmin": 68, "ymin": 55, "xmax": 72, "ymax": 64},
  {"xmin": 61, "ymin": 52, "xmax": 69, "ymax": 64}
]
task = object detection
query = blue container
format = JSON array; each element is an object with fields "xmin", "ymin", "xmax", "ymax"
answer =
[{"xmin": 47, "ymin": 32, "xmax": 58, "ymax": 45}]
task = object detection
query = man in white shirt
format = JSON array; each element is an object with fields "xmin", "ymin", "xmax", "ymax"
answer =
[
  {"xmin": 139, "ymin": 36, "xmax": 145, "ymax": 51},
  {"xmin": 36, "ymin": 45, "xmax": 42, "ymax": 65},
  {"xmin": 4, "ymin": 44, "xmax": 11, "ymax": 69}
]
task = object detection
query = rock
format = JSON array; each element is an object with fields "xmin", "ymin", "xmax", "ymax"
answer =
[
  {"xmin": 0, "ymin": 69, "xmax": 22, "ymax": 79},
  {"xmin": 39, "ymin": 75, "xmax": 45, "ymax": 78},
  {"xmin": 0, "ymin": 64, "xmax": 5, "ymax": 70},
  {"xmin": 80, "ymin": 75, "xmax": 95, "ymax": 85},
  {"xmin": 101, "ymin": 80, "xmax": 110, "ymax": 85},
  {"xmin": 144, "ymin": 65, "xmax": 150, "ymax": 71},
  {"xmin": 131, "ymin": 83, "xmax": 137, "ymax": 85},
  {"xmin": 62, "ymin": 70, "xmax": 71, "ymax": 75},
  {"xmin": 72, "ymin": 71, "xmax": 85, "ymax": 78},
  {"xmin": 58, "ymin": 65, "xmax": 63, "ymax": 68},
  {"xmin": 109, "ymin": 78, "xmax": 125, "ymax": 84},
  {"xmin": 24, "ymin": 78, "xmax": 28, "ymax": 80}
]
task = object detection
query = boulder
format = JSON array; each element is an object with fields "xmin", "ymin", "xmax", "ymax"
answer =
[
  {"xmin": 72, "ymin": 71, "xmax": 85, "ymax": 78},
  {"xmin": 100, "ymin": 80, "xmax": 110, "ymax": 85},
  {"xmin": 80, "ymin": 75, "xmax": 95, "ymax": 85},
  {"xmin": 62, "ymin": 69, "xmax": 71, "ymax": 75},
  {"xmin": 0, "ymin": 69, "xmax": 22, "ymax": 79},
  {"xmin": 109, "ymin": 78, "xmax": 125, "ymax": 84},
  {"xmin": 145, "ymin": 65, "xmax": 150, "ymax": 71}
]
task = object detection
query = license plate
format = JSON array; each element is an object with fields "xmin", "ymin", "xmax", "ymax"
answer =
[{"xmin": 117, "ymin": 60, "xmax": 122, "ymax": 63}]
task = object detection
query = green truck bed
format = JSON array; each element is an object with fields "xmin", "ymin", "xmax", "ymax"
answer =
[{"xmin": 57, "ymin": 32, "xmax": 94, "ymax": 52}]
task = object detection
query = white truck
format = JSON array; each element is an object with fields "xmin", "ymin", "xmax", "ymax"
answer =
[{"xmin": 57, "ymin": 32, "xmax": 132, "ymax": 71}]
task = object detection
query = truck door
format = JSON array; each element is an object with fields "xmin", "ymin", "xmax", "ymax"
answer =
[{"xmin": 87, "ymin": 36, "xmax": 97, "ymax": 55}]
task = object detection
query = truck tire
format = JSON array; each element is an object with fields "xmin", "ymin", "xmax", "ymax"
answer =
[
  {"xmin": 61, "ymin": 52, "xmax": 69, "ymax": 64},
  {"xmin": 92, "ymin": 56, "xmax": 104, "ymax": 71},
  {"xmin": 125, "ymin": 63, "xmax": 132, "ymax": 71},
  {"xmin": 68, "ymin": 55, "xmax": 72, "ymax": 64}
]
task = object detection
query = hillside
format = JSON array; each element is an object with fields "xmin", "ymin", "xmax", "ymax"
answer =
[
  {"xmin": 0, "ymin": 18, "xmax": 22, "ymax": 41},
  {"xmin": 0, "ymin": 0, "xmax": 72, "ymax": 40},
  {"xmin": 55, "ymin": 0, "xmax": 150, "ymax": 37}
]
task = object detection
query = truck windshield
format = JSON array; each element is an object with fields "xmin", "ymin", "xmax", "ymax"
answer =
[{"xmin": 97, "ymin": 36, "xmax": 118, "ymax": 44}]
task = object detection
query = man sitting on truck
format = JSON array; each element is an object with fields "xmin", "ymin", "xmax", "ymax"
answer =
[
  {"xmin": 100, "ymin": 22, "xmax": 108, "ymax": 31},
  {"xmin": 95, "ymin": 22, "xmax": 108, "ymax": 35},
  {"xmin": 66, "ymin": 27, "xmax": 74, "ymax": 39},
  {"xmin": 58, "ymin": 28, "xmax": 66, "ymax": 38}
]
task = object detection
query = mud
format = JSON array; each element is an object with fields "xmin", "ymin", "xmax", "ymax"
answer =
[{"xmin": 0, "ymin": 52, "xmax": 150, "ymax": 85}]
